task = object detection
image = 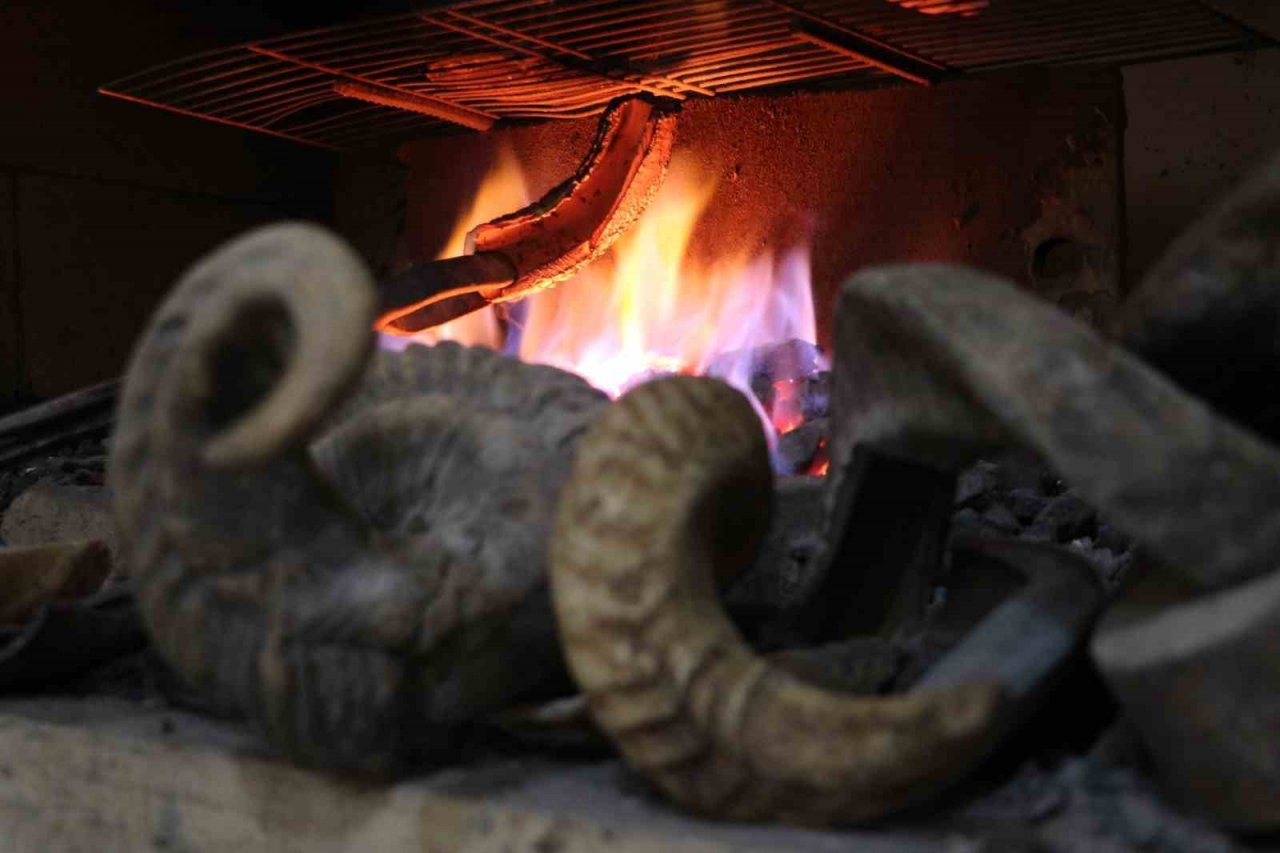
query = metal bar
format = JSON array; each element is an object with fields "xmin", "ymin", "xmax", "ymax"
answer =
[
  {"xmin": 933, "ymin": 22, "xmax": 1238, "ymax": 68},
  {"xmin": 269, "ymin": 20, "xmax": 461, "ymax": 59},
  {"xmin": 779, "ymin": 1, "xmax": 950, "ymax": 60},
  {"xmin": 655, "ymin": 38, "xmax": 799, "ymax": 74},
  {"xmin": 698, "ymin": 55, "xmax": 866, "ymax": 89},
  {"xmin": 564, "ymin": 11, "xmax": 784, "ymax": 53},
  {"xmin": 712, "ymin": 67, "xmax": 875, "ymax": 93},
  {"xmin": 249, "ymin": 94, "xmax": 336, "ymax": 129},
  {"xmin": 249, "ymin": 45, "xmax": 497, "ymax": 131},
  {"xmin": 96, "ymin": 87, "xmax": 339, "ymax": 149},
  {"xmin": 434, "ymin": 10, "xmax": 708, "ymax": 97},
  {"xmin": 420, "ymin": 13, "xmax": 690, "ymax": 99},
  {"xmin": 622, "ymin": 20, "xmax": 789, "ymax": 62},
  {"xmin": 276, "ymin": 101, "xmax": 385, "ymax": 135},
  {"xmin": 331, "ymin": 80, "xmax": 496, "ymax": 130},
  {"xmin": 222, "ymin": 84, "xmax": 336, "ymax": 124},
  {"xmin": 126, "ymin": 57, "xmax": 282, "ymax": 102},
  {"xmin": 445, "ymin": 9, "xmax": 597, "ymax": 60},
  {"xmin": 694, "ymin": 50, "xmax": 866, "ymax": 84},
  {"xmin": 791, "ymin": 18, "xmax": 944, "ymax": 86},
  {"xmin": 516, "ymin": 0, "xmax": 748, "ymax": 44},
  {"xmin": 304, "ymin": 108, "xmax": 442, "ymax": 145},
  {"xmin": 305, "ymin": 106, "xmax": 444, "ymax": 141},
  {"xmin": 884, "ymin": 3, "xmax": 1226, "ymax": 55},
  {"xmin": 171, "ymin": 70, "xmax": 327, "ymax": 114},
  {"xmin": 259, "ymin": 13, "xmax": 443, "ymax": 55}
]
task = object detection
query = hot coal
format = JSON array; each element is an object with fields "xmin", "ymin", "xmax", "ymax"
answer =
[
  {"xmin": 774, "ymin": 417, "xmax": 827, "ymax": 475},
  {"xmin": 707, "ymin": 338, "xmax": 831, "ymax": 476},
  {"xmin": 949, "ymin": 456, "xmax": 1134, "ymax": 589}
]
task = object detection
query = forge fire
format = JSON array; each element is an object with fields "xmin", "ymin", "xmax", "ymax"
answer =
[
  {"xmin": 382, "ymin": 144, "xmax": 833, "ymax": 473},
  {"xmin": 2, "ymin": 1, "xmax": 1279, "ymax": 851}
]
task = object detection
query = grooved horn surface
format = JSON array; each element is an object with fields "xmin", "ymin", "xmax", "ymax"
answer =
[
  {"xmin": 185, "ymin": 223, "xmax": 375, "ymax": 469},
  {"xmin": 830, "ymin": 264, "xmax": 1280, "ymax": 590},
  {"xmin": 110, "ymin": 224, "xmax": 608, "ymax": 772},
  {"xmin": 551, "ymin": 376, "xmax": 1004, "ymax": 825}
]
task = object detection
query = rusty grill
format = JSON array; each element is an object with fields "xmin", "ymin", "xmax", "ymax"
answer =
[{"xmin": 99, "ymin": 0, "xmax": 1260, "ymax": 150}]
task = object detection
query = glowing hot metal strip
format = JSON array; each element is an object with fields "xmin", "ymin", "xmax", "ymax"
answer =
[
  {"xmin": 377, "ymin": 96, "xmax": 677, "ymax": 334},
  {"xmin": 332, "ymin": 80, "xmax": 496, "ymax": 131}
]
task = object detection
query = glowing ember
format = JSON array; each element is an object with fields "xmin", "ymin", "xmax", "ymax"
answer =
[
  {"xmin": 809, "ymin": 438, "xmax": 831, "ymax": 477},
  {"xmin": 382, "ymin": 143, "xmax": 829, "ymax": 465},
  {"xmin": 884, "ymin": 0, "xmax": 988, "ymax": 15},
  {"xmin": 769, "ymin": 379, "xmax": 808, "ymax": 435}
]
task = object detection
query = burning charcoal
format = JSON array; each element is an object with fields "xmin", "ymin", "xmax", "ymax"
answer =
[
  {"xmin": 709, "ymin": 338, "xmax": 826, "ymax": 392},
  {"xmin": 773, "ymin": 417, "xmax": 827, "ymax": 476},
  {"xmin": 800, "ymin": 370, "xmax": 831, "ymax": 421},
  {"xmin": 955, "ymin": 460, "xmax": 1000, "ymax": 509},
  {"xmin": 1068, "ymin": 540, "xmax": 1132, "ymax": 588},
  {"xmin": 1094, "ymin": 521, "xmax": 1132, "ymax": 554},
  {"xmin": 949, "ymin": 508, "xmax": 992, "ymax": 546},
  {"xmin": 950, "ymin": 505, "xmax": 1021, "ymax": 548},
  {"xmin": 1025, "ymin": 493, "xmax": 1097, "ymax": 543},
  {"xmin": 988, "ymin": 450, "xmax": 1052, "ymax": 494},
  {"xmin": 981, "ymin": 503, "xmax": 1021, "ymax": 535},
  {"xmin": 1006, "ymin": 488, "xmax": 1048, "ymax": 525},
  {"xmin": 754, "ymin": 338, "xmax": 826, "ymax": 383}
]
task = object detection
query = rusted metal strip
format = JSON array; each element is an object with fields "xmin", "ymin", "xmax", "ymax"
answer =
[
  {"xmin": 421, "ymin": 12, "xmax": 704, "ymax": 99},
  {"xmin": 249, "ymin": 45, "xmax": 497, "ymax": 131},
  {"xmin": 96, "ymin": 87, "xmax": 339, "ymax": 149},
  {"xmin": 332, "ymin": 80, "xmax": 495, "ymax": 131},
  {"xmin": 790, "ymin": 17, "xmax": 949, "ymax": 86}
]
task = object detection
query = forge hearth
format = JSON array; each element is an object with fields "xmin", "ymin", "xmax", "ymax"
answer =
[{"xmin": 2, "ymin": 0, "xmax": 1280, "ymax": 850}]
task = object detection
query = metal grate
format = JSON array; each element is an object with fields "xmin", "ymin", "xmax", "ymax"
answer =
[{"xmin": 100, "ymin": 0, "xmax": 1261, "ymax": 150}]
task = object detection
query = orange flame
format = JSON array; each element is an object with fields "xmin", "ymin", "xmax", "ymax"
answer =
[{"xmin": 384, "ymin": 144, "xmax": 828, "ymax": 460}]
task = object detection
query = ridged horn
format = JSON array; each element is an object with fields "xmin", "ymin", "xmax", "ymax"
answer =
[
  {"xmin": 108, "ymin": 223, "xmax": 389, "ymax": 766},
  {"xmin": 110, "ymin": 223, "xmax": 607, "ymax": 772},
  {"xmin": 829, "ymin": 264, "xmax": 1280, "ymax": 591},
  {"xmin": 170, "ymin": 222, "xmax": 374, "ymax": 468},
  {"xmin": 550, "ymin": 376, "xmax": 1004, "ymax": 825}
]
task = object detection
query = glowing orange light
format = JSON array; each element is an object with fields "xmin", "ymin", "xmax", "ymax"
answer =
[
  {"xmin": 808, "ymin": 438, "xmax": 831, "ymax": 477},
  {"xmin": 400, "ymin": 145, "xmax": 530, "ymax": 349},
  {"xmin": 769, "ymin": 379, "xmax": 807, "ymax": 435},
  {"xmin": 390, "ymin": 145, "xmax": 829, "ymax": 468},
  {"xmin": 885, "ymin": 0, "xmax": 988, "ymax": 15}
]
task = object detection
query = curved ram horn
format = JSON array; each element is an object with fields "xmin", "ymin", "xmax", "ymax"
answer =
[
  {"xmin": 110, "ymin": 223, "xmax": 606, "ymax": 771},
  {"xmin": 828, "ymin": 264, "xmax": 1280, "ymax": 591},
  {"xmin": 550, "ymin": 376, "xmax": 1004, "ymax": 825}
]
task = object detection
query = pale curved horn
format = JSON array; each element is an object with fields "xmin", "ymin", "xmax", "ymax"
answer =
[
  {"xmin": 109, "ymin": 223, "xmax": 399, "ymax": 768},
  {"xmin": 110, "ymin": 223, "xmax": 603, "ymax": 772},
  {"xmin": 154, "ymin": 222, "xmax": 374, "ymax": 468},
  {"xmin": 550, "ymin": 376, "xmax": 1004, "ymax": 825}
]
